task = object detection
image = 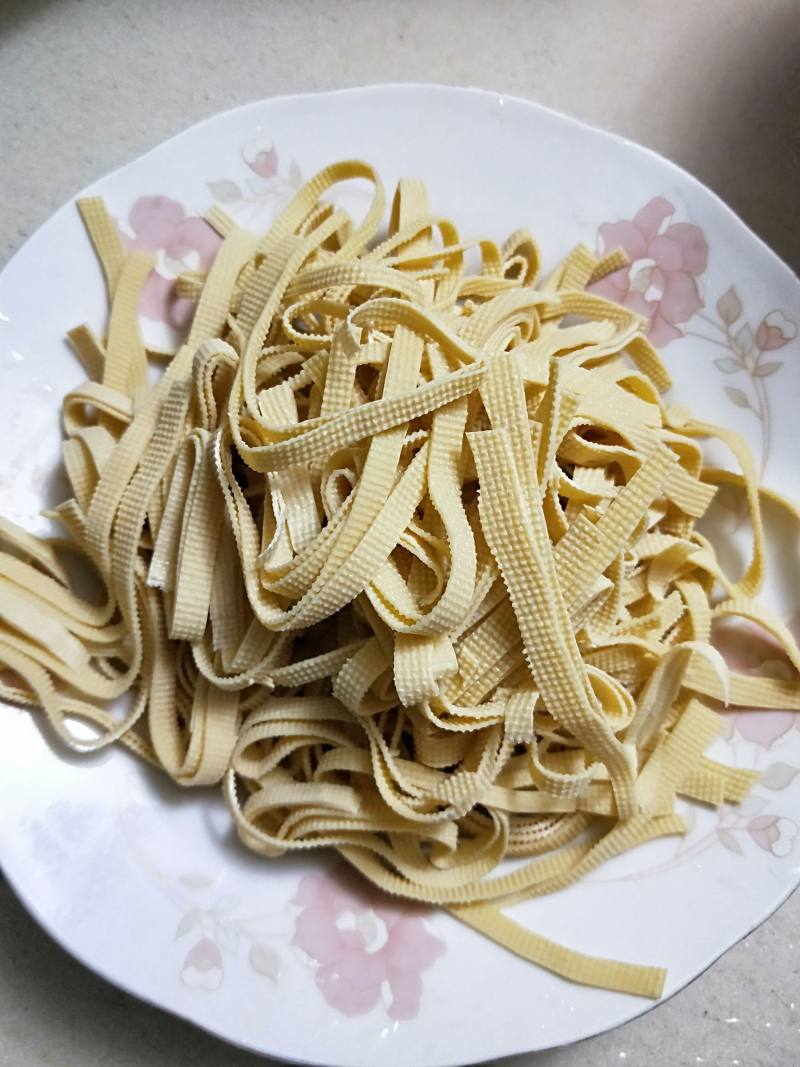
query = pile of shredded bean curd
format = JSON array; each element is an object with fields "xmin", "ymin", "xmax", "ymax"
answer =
[{"xmin": 2, "ymin": 161, "xmax": 799, "ymax": 998}]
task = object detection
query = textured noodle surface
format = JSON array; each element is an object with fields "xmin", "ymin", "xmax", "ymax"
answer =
[{"xmin": 2, "ymin": 162, "xmax": 799, "ymax": 999}]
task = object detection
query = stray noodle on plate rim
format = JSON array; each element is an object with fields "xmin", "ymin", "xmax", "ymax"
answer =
[{"xmin": 1, "ymin": 161, "xmax": 799, "ymax": 999}]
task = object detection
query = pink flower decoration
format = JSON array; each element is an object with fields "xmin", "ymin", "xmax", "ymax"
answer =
[
  {"xmin": 120, "ymin": 196, "xmax": 222, "ymax": 328},
  {"xmin": 727, "ymin": 708, "xmax": 797, "ymax": 749},
  {"xmin": 243, "ymin": 136, "xmax": 279, "ymax": 179},
  {"xmin": 714, "ymin": 618, "xmax": 799, "ymax": 748},
  {"xmin": 181, "ymin": 937, "xmax": 223, "ymax": 990},
  {"xmin": 747, "ymin": 815, "xmax": 798, "ymax": 857},
  {"xmin": 589, "ymin": 197, "xmax": 708, "ymax": 347},
  {"xmin": 140, "ymin": 273, "xmax": 194, "ymax": 329},
  {"xmin": 127, "ymin": 196, "xmax": 185, "ymax": 252},
  {"xmin": 292, "ymin": 870, "xmax": 445, "ymax": 1020},
  {"xmin": 755, "ymin": 311, "xmax": 797, "ymax": 352}
]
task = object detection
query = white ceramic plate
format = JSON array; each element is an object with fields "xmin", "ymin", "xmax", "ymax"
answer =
[{"xmin": 1, "ymin": 85, "xmax": 799, "ymax": 1067}]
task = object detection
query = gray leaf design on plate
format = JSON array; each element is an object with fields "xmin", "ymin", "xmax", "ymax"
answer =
[
  {"xmin": 716, "ymin": 828, "xmax": 743, "ymax": 855},
  {"xmin": 207, "ymin": 179, "xmax": 242, "ymax": 203},
  {"xmin": 714, "ymin": 357, "xmax": 742, "ymax": 374},
  {"xmin": 760, "ymin": 762, "xmax": 800, "ymax": 790},
  {"xmin": 175, "ymin": 908, "xmax": 204, "ymax": 940},
  {"xmin": 179, "ymin": 873, "xmax": 215, "ymax": 890},
  {"xmin": 716, "ymin": 286, "xmax": 742, "ymax": 325},
  {"xmin": 249, "ymin": 942, "xmax": 281, "ymax": 981},
  {"xmin": 724, "ymin": 386, "xmax": 750, "ymax": 409},
  {"xmin": 211, "ymin": 894, "xmax": 242, "ymax": 915}
]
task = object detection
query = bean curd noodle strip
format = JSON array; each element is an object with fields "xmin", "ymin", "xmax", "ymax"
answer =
[{"xmin": 2, "ymin": 161, "xmax": 799, "ymax": 1001}]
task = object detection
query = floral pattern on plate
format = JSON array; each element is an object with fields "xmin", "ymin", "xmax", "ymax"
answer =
[
  {"xmin": 174, "ymin": 878, "xmax": 284, "ymax": 992},
  {"xmin": 115, "ymin": 137, "xmax": 302, "ymax": 332},
  {"xmin": 117, "ymin": 197, "xmax": 221, "ymax": 328},
  {"xmin": 591, "ymin": 197, "xmax": 798, "ymax": 473},
  {"xmin": 169, "ymin": 864, "xmax": 446, "ymax": 1020},
  {"xmin": 206, "ymin": 134, "xmax": 303, "ymax": 226},
  {"xmin": 292, "ymin": 868, "xmax": 445, "ymax": 1021}
]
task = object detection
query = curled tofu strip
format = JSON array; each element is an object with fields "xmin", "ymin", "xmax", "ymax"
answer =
[{"xmin": 3, "ymin": 163, "xmax": 799, "ymax": 1000}]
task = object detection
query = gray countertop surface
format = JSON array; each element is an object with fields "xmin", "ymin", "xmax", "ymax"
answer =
[{"xmin": 1, "ymin": 2, "xmax": 799, "ymax": 1065}]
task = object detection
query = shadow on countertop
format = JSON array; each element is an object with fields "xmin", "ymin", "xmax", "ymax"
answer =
[
  {"xmin": 0, "ymin": 0, "xmax": 59, "ymax": 35},
  {"xmin": 666, "ymin": 7, "xmax": 800, "ymax": 274}
]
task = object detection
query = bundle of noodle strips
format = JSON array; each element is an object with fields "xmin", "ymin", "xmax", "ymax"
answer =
[{"xmin": 3, "ymin": 161, "xmax": 800, "ymax": 999}]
